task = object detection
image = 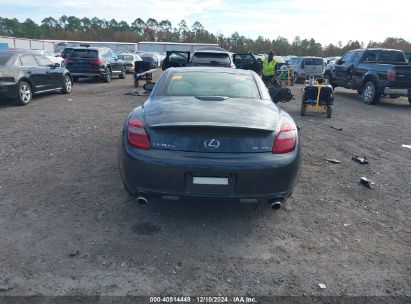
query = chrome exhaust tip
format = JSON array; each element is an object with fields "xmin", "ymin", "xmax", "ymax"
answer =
[
  {"xmin": 270, "ymin": 201, "xmax": 282, "ymax": 211},
  {"xmin": 136, "ymin": 195, "xmax": 149, "ymax": 205}
]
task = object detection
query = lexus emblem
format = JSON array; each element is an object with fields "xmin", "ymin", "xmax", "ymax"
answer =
[{"xmin": 204, "ymin": 139, "xmax": 220, "ymax": 149}]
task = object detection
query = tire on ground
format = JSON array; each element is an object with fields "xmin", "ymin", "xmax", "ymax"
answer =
[
  {"xmin": 61, "ymin": 75, "xmax": 73, "ymax": 94},
  {"xmin": 361, "ymin": 80, "xmax": 381, "ymax": 105},
  {"xmin": 15, "ymin": 81, "xmax": 32, "ymax": 106}
]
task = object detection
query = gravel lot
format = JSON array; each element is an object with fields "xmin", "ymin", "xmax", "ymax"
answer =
[{"xmin": 0, "ymin": 71, "xmax": 410, "ymax": 298}]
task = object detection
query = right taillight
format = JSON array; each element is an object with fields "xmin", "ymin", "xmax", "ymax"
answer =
[
  {"xmin": 387, "ymin": 69, "xmax": 396, "ymax": 81},
  {"xmin": 272, "ymin": 121, "xmax": 297, "ymax": 154},
  {"xmin": 127, "ymin": 118, "xmax": 150, "ymax": 150}
]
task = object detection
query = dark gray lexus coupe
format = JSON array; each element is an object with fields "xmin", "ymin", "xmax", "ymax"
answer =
[{"xmin": 119, "ymin": 67, "xmax": 300, "ymax": 209}]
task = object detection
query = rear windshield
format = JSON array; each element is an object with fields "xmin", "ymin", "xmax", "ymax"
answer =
[
  {"xmin": 379, "ymin": 51, "xmax": 406, "ymax": 63},
  {"xmin": 191, "ymin": 52, "xmax": 230, "ymax": 65},
  {"xmin": 119, "ymin": 55, "xmax": 134, "ymax": 61},
  {"xmin": 0, "ymin": 53, "xmax": 13, "ymax": 66},
  {"xmin": 70, "ymin": 49, "xmax": 98, "ymax": 59},
  {"xmin": 164, "ymin": 71, "xmax": 260, "ymax": 99},
  {"xmin": 305, "ymin": 58, "xmax": 323, "ymax": 65}
]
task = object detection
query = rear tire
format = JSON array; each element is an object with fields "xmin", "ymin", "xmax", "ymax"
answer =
[
  {"xmin": 103, "ymin": 67, "xmax": 112, "ymax": 83},
  {"xmin": 362, "ymin": 81, "xmax": 380, "ymax": 104},
  {"xmin": 294, "ymin": 72, "xmax": 299, "ymax": 84},
  {"xmin": 134, "ymin": 80, "xmax": 139, "ymax": 88},
  {"xmin": 61, "ymin": 75, "xmax": 72, "ymax": 94},
  {"xmin": 326, "ymin": 105, "xmax": 332, "ymax": 118},
  {"xmin": 15, "ymin": 81, "xmax": 32, "ymax": 106}
]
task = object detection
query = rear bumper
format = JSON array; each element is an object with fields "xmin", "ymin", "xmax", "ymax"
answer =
[
  {"xmin": 66, "ymin": 67, "xmax": 106, "ymax": 78},
  {"xmin": 118, "ymin": 133, "xmax": 301, "ymax": 203},
  {"xmin": 0, "ymin": 82, "xmax": 18, "ymax": 99},
  {"xmin": 383, "ymin": 87, "xmax": 411, "ymax": 97}
]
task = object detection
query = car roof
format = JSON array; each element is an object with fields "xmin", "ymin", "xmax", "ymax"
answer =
[
  {"xmin": 166, "ymin": 66, "xmax": 253, "ymax": 75},
  {"xmin": 71, "ymin": 47, "xmax": 103, "ymax": 51}
]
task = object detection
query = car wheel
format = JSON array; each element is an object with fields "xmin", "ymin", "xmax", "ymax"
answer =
[
  {"xmin": 362, "ymin": 81, "xmax": 380, "ymax": 104},
  {"xmin": 73, "ymin": 76, "xmax": 79, "ymax": 83},
  {"xmin": 16, "ymin": 81, "xmax": 32, "ymax": 106},
  {"xmin": 294, "ymin": 72, "xmax": 299, "ymax": 84},
  {"xmin": 134, "ymin": 80, "xmax": 139, "ymax": 88},
  {"xmin": 61, "ymin": 75, "xmax": 72, "ymax": 94},
  {"xmin": 326, "ymin": 105, "xmax": 332, "ymax": 118},
  {"xmin": 119, "ymin": 67, "xmax": 126, "ymax": 79},
  {"xmin": 104, "ymin": 67, "xmax": 112, "ymax": 83}
]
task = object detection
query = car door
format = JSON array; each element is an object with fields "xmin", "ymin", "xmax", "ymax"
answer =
[
  {"xmin": 19, "ymin": 54, "xmax": 51, "ymax": 92},
  {"xmin": 162, "ymin": 51, "xmax": 190, "ymax": 70},
  {"xmin": 233, "ymin": 54, "xmax": 260, "ymax": 73},
  {"xmin": 34, "ymin": 55, "xmax": 61, "ymax": 89},
  {"xmin": 109, "ymin": 49, "xmax": 122, "ymax": 75},
  {"xmin": 333, "ymin": 51, "xmax": 357, "ymax": 86}
]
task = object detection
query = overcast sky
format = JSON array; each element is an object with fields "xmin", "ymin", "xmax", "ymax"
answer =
[{"xmin": 1, "ymin": 0, "xmax": 409, "ymax": 45}]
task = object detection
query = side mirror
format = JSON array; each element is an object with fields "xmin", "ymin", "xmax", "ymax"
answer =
[{"xmin": 143, "ymin": 82, "xmax": 156, "ymax": 92}]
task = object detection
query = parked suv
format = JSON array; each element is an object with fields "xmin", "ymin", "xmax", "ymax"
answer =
[
  {"xmin": 287, "ymin": 56, "xmax": 325, "ymax": 83},
  {"xmin": 65, "ymin": 47, "xmax": 126, "ymax": 82}
]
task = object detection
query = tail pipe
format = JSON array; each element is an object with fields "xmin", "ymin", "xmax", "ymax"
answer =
[
  {"xmin": 269, "ymin": 199, "xmax": 283, "ymax": 211},
  {"xmin": 136, "ymin": 194, "xmax": 149, "ymax": 205}
]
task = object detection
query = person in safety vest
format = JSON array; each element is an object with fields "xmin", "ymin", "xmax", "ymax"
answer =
[{"xmin": 262, "ymin": 51, "xmax": 277, "ymax": 84}]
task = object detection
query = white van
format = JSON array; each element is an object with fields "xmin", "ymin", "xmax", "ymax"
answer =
[{"xmin": 287, "ymin": 56, "xmax": 325, "ymax": 83}]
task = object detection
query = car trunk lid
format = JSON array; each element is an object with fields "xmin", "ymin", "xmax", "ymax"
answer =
[{"xmin": 143, "ymin": 97, "xmax": 279, "ymax": 153}]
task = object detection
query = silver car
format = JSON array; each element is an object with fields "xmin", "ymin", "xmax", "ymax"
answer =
[
  {"xmin": 118, "ymin": 53, "xmax": 143, "ymax": 73},
  {"xmin": 287, "ymin": 56, "xmax": 325, "ymax": 83}
]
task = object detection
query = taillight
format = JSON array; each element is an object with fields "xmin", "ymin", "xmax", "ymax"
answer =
[
  {"xmin": 127, "ymin": 118, "xmax": 150, "ymax": 150},
  {"xmin": 89, "ymin": 59, "xmax": 103, "ymax": 65},
  {"xmin": 272, "ymin": 121, "xmax": 297, "ymax": 154},
  {"xmin": 387, "ymin": 69, "xmax": 396, "ymax": 81}
]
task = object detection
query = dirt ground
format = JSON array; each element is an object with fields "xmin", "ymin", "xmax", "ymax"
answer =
[{"xmin": 0, "ymin": 71, "xmax": 410, "ymax": 299}]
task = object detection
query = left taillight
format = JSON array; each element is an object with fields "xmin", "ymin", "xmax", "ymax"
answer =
[
  {"xmin": 272, "ymin": 121, "xmax": 297, "ymax": 154},
  {"xmin": 127, "ymin": 118, "xmax": 150, "ymax": 150}
]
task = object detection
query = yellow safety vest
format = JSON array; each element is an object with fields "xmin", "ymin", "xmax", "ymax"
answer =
[{"xmin": 262, "ymin": 58, "xmax": 276, "ymax": 76}]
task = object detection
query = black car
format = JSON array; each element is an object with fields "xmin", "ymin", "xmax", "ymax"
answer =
[
  {"xmin": 325, "ymin": 48, "xmax": 411, "ymax": 104},
  {"xmin": 65, "ymin": 47, "xmax": 126, "ymax": 82},
  {"xmin": 118, "ymin": 67, "xmax": 300, "ymax": 209},
  {"xmin": 61, "ymin": 47, "xmax": 73, "ymax": 59},
  {"xmin": 139, "ymin": 52, "xmax": 161, "ymax": 69},
  {"xmin": 0, "ymin": 50, "xmax": 73, "ymax": 106}
]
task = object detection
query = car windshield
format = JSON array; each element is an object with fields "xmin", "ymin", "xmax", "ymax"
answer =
[
  {"xmin": 191, "ymin": 52, "xmax": 230, "ymax": 65},
  {"xmin": 140, "ymin": 52, "xmax": 154, "ymax": 58},
  {"xmin": 0, "ymin": 53, "xmax": 13, "ymax": 66},
  {"xmin": 70, "ymin": 49, "xmax": 98, "ymax": 58},
  {"xmin": 305, "ymin": 58, "xmax": 323, "ymax": 65},
  {"xmin": 163, "ymin": 71, "xmax": 260, "ymax": 99},
  {"xmin": 119, "ymin": 55, "xmax": 134, "ymax": 61}
]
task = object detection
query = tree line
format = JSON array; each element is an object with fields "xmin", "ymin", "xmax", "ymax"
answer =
[{"xmin": 1, "ymin": 16, "xmax": 410, "ymax": 56}]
